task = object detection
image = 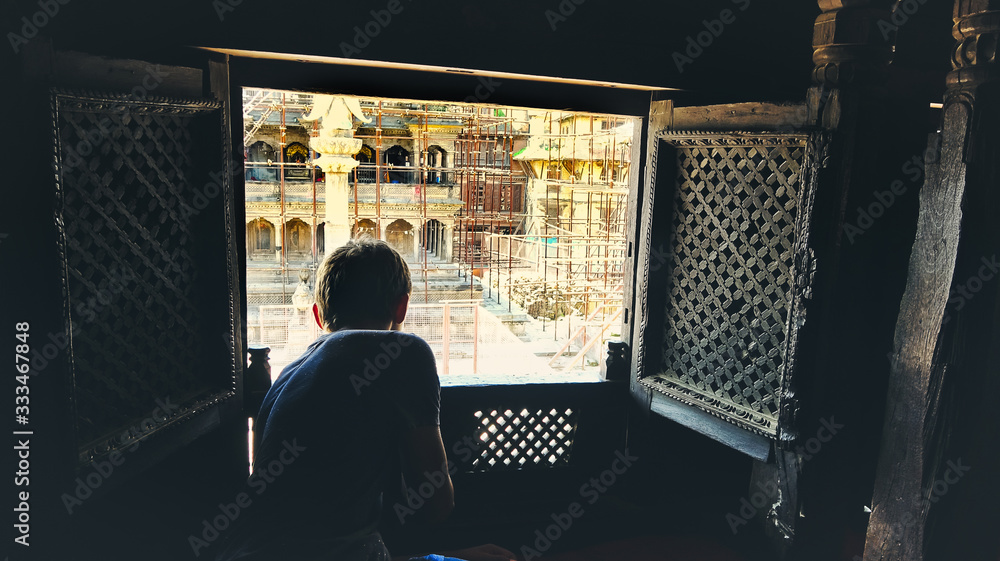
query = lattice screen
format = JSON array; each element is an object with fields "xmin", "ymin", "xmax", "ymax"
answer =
[
  {"xmin": 642, "ymin": 135, "xmax": 814, "ymax": 438},
  {"xmin": 465, "ymin": 407, "xmax": 579, "ymax": 472},
  {"xmin": 53, "ymin": 91, "xmax": 235, "ymax": 459}
]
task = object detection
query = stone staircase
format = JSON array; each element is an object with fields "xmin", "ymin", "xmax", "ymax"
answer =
[{"xmin": 406, "ymin": 250, "xmax": 484, "ymax": 304}]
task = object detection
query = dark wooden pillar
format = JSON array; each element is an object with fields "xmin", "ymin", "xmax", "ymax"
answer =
[
  {"xmin": 865, "ymin": 2, "xmax": 1000, "ymax": 560},
  {"xmin": 780, "ymin": 1, "xmax": 929, "ymax": 559}
]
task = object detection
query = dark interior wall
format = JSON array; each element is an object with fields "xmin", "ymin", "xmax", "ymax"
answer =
[
  {"xmin": 2, "ymin": 0, "xmax": 956, "ymax": 115},
  {"xmin": 2, "ymin": 0, "xmax": 955, "ymax": 116},
  {"xmin": 1, "ymin": 0, "xmax": 820, "ymax": 97}
]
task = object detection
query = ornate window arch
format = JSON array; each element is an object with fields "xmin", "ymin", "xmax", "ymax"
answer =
[
  {"xmin": 285, "ymin": 142, "xmax": 310, "ymax": 163},
  {"xmin": 352, "ymin": 218, "xmax": 377, "ymax": 240},
  {"xmin": 355, "ymin": 144, "xmax": 375, "ymax": 183},
  {"xmin": 247, "ymin": 218, "xmax": 275, "ymax": 258},
  {"xmin": 385, "ymin": 145, "xmax": 410, "ymax": 183},
  {"xmin": 427, "ymin": 145, "xmax": 448, "ymax": 183},
  {"xmin": 247, "ymin": 141, "xmax": 277, "ymax": 182},
  {"xmin": 284, "ymin": 218, "xmax": 312, "ymax": 257},
  {"xmin": 385, "ymin": 218, "xmax": 414, "ymax": 256},
  {"xmin": 285, "ymin": 142, "xmax": 311, "ymax": 179}
]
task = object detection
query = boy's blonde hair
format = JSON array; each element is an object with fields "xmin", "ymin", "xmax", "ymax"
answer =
[{"xmin": 314, "ymin": 238, "xmax": 411, "ymax": 331}]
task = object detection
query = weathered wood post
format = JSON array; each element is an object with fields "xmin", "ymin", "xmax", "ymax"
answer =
[{"xmin": 865, "ymin": 2, "xmax": 1000, "ymax": 560}]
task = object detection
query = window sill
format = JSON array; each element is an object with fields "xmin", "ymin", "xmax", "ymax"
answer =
[
  {"xmin": 649, "ymin": 391, "xmax": 772, "ymax": 462},
  {"xmin": 440, "ymin": 370, "xmax": 607, "ymax": 387}
]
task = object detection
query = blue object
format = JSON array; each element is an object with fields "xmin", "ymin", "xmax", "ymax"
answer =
[{"xmin": 408, "ymin": 555, "xmax": 466, "ymax": 561}]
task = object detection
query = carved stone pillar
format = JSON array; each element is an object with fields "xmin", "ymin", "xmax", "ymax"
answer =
[
  {"xmin": 412, "ymin": 225, "xmax": 421, "ymax": 260},
  {"xmin": 303, "ymin": 96, "xmax": 370, "ymax": 255},
  {"xmin": 443, "ymin": 224, "xmax": 454, "ymax": 263},
  {"xmin": 865, "ymin": 2, "xmax": 1000, "ymax": 560}
]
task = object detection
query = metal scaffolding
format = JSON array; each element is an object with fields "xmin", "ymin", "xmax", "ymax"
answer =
[{"xmin": 242, "ymin": 88, "xmax": 636, "ymax": 373}]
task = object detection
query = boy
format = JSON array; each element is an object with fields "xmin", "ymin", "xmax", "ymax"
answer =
[{"xmin": 217, "ymin": 239, "xmax": 515, "ymax": 561}]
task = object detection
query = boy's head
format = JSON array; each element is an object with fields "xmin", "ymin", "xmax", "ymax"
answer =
[{"xmin": 313, "ymin": 238, "xmax": 411, "ymax": 331}]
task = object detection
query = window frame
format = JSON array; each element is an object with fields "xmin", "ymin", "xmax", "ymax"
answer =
[
  {"xmin": 629, "ymin": 105, "xmax": 829, "ymax": 460},
  {"xmin": 223, "ymin": 51, "xmax": 665, "ymax": 387}
]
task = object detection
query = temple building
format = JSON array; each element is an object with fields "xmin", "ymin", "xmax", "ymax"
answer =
[{"xmin": 242, "ymin": 90, "xmax": 634, "ymax": 374}]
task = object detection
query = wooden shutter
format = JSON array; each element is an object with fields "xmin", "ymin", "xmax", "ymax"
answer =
[
  {"xmin": 629, "ymin": 100, "xmax": 828, "ymax": 460},
  {"xmin": 46, "ymin": 51, "xmax": 243, "ymax": 476}
]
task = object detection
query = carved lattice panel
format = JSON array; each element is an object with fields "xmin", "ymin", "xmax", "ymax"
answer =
[
  {"xmin": 467, "ymin": 407, "xmax": 579, "ymax": 472},
  {"xmin": 641, "ymin": 133, "xmax": 819, "ymax": 438},
  {"xmin": 53, "ymin": 91, "xmax": 237, "ymax": 462}
]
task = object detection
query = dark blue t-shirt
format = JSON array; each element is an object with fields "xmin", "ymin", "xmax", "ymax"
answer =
[{"xmin": 217, "ymin": 330, "xmax": 439, "ymax": 560}]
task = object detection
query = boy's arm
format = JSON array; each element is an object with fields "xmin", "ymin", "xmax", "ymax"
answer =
[{"xmin": 400, "ymin": 425, "xmax": 455, "ymax": 525}]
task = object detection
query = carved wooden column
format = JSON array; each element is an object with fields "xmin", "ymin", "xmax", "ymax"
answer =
[
  {"xmin": 812, "ymin": 0, "xmax": 896, "ymax": 93},
  {"xmin": 771, "ymin": 1, "xmax": 907, "ymax": 559},
  {"xmin": 865, "ymin": 2, "xmax": 1000, "ymax": 560}
]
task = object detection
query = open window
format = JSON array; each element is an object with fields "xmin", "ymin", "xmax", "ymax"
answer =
[
  {"xmin": 228, "ymin": 55, "xmax": 824, "ymax": 466},
  {"xmin": 240, "ymin": 87, "xmax": 642, "ymax": 385},
  {"xmin": 37, "ymin": 47, "xmax": 823, "ymax": 513}
]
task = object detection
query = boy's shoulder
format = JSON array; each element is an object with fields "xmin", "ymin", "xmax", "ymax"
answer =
[
  {"xmin": 275, "ymin": 330, "xmax": 435, "ymax": 389},
  {"xmin": 316, "ymin": 330, "xmax": 434, "ymax": 364},
  {"xmin": 317, "ymin": 331, "xmax": 438, "ymax": 395},
  {"xmin": 324, "ymin": 329, "xmax": 429, "ymax": 348}
]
